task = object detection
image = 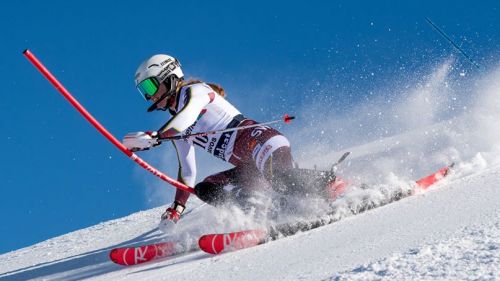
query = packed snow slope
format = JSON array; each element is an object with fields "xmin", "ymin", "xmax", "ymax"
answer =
[
  {"xmin": 1, "ymin": 152, "xmax": 499, "ymax": 281},
  {"xmin": 1, "ymin": 61, "xmax": 500, "ymax": 280}
]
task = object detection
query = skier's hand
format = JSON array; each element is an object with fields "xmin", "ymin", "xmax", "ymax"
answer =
[
  {"xmin": 160, "ymin": 201, "xmax": 185, "ymax": 224},
  {"xmin": 122, "ymin": 131, "xmax": 161, "ymax": 152}
]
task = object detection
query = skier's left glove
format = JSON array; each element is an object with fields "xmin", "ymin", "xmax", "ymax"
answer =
[{"xmin": 122, "ymin": 131, "xmax": 161, "ymax": 152}]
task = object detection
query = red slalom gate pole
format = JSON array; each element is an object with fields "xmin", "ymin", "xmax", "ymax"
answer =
[{"xmin": 23, "ymin": 49, "xmax": 195, "ymax": 194}]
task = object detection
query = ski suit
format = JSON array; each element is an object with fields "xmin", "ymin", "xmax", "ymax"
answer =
[{"xmin": 158, "ymin": 82, "xmax": 293, "ymax": 206}]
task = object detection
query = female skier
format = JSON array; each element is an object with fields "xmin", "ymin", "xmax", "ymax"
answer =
[{"xmin": 123, "ymin": 54, "xmax": 338, "ymax": 225}]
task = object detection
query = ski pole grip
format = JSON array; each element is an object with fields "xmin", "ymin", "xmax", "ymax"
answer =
[{"xmin": 283, "ymin": 114, "xmax": 295, "ymax": 124}]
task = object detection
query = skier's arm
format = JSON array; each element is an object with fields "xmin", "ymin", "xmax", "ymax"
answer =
[
  {"xmin": 171, "ymin": 139, "xmax": 196, "ymax": 206},
  {"xmin": 158, "ymin": 88, "xmax": 211, "ymax": 138}
]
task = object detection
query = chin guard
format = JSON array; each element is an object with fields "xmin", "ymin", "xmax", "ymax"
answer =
[
  {"xmin": 147, "ymin": 95, "xmax": 170, "ymax": 112},
  {"xmin": 147, "ymin": 76, "xmax": 182, "ymax": 112}
]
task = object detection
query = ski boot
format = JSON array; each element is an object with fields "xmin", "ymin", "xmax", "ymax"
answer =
[{"xmin": 159, "ymin": 201, "xmax": 185, "ymax": 232}]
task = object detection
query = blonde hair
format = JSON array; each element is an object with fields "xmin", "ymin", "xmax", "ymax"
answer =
[{"xmin": 177, "ymin": 79, "xmax": 226, "ymax": 98}]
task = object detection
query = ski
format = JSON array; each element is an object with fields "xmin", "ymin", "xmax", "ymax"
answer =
[
  {"xmin": 109, "ymin": 203, "xmax": 208, "ymax": 266},
  {"xmin": 415, "ymin": 163, "xmax": 453, "ymax": 190},
  {"xmin": 198, "ymin": 164, "xmax": 454, "ymax": 255},
  {"xmin": 109, "ymin": 241, "xmax": 182, "ymax": 266},
  {"xmin": 198, "ymin": 229, "xmax": 268, "ymax": 255}
]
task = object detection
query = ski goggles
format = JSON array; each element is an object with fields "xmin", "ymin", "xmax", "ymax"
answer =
[{"xmin": 137, "ymin": 77, "xmax": 160, "ymax": 100}]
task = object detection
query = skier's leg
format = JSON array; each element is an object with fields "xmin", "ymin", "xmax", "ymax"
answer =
[
  {"xmin": 230, "ymin": 122, "xmax": 297, "ymax": 193},
  {"xmin": 230, "ymin": 119, "xmax": 339, "ymax": 198},
  {"xmin": 195, "ymin": 165, "xmax": 265, "ymax": 206},
  {"xmin": 262, "ymin": 146, "xmax": 341, "ymax": 198},
  {"xmin": 261, "ymin": 146, "xmax": 294, "ymax": 179},
  {"xmin": 194, "ymin": 168, "xmax": 237, "ymax": 206}
]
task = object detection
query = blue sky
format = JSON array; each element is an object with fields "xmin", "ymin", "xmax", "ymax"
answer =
[{"xmin": 1, "ymin": 0, "xmax": 498, "ymax": 253}]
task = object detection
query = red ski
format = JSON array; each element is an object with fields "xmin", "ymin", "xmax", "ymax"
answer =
[
  {"xmin": 198, "ymin": 164, "xmax": 453, "ymax": 255},
  {"xmin": 415, "ymin": 164, "xmax": 453, "ymax": 190},
  {"xmin": 198, "ymin": 229, "xmax": 268, "ymax": 255},
  {"xmin": 109, "ymin": 241, "xmax": 181, "ymax": 266}
]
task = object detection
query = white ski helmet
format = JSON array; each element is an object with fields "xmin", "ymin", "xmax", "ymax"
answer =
[{"xmin": 134, "ymin": 54, "xmax": 184, "ymax": 101}]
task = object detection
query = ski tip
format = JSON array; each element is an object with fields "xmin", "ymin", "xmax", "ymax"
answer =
[
  {"xmin": 109, "ymin": 248, "xmax": 124, "ymax": 265},
  {"xmin": 198, "ymin": 235, "xmax": 218, "ymax": 255},
  {"xmin": 22, "ymin": 49, "xmax": 30, "ymax": 55},
  {"xmin": 415, "ymin": 163, "xmax": 454, "ymax": 190}
]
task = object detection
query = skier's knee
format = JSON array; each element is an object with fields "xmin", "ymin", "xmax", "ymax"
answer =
[
  {"xmin": 262, "ymin": 146, "xmax": 294, "ymax": 181},
  {"xmin": 195, "ymin": 181, "xmax": 228, "ymax": 206}
]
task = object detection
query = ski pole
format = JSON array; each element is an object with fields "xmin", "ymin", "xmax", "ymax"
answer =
[
  {"xmin": 23, "ymin": 49, "xmax": 195, "ymax": 194},
  {"xmin": 330, "ymin": 151, "xmax": 351, "ymax": 172},
  {"xmin": 160, "ymin": 114, "xmax": 295, "ymax": 141},
  {"xmin": 425, "ymin": 17, "xmax": 481, "ymax": 69}
]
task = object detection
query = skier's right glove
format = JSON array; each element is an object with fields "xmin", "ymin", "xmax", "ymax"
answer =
[
  {"xmin": 122, "ymin": 131, "xmax": 161, "ymax": 152},
  {"xmin": 160, "ymin": 201, "xmax": 186, "ymax": 223}
]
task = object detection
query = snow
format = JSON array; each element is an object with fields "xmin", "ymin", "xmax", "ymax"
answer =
[
  {"xmin": 334, "ymin": 218, "xmax": 500, "ymax": 281},
  {"xmin": 1, "ymin": 63, "xmax": 500, "ymax": 280},
  {"xmin": 1, "ymin": 148, "xmax": 499, "ymax": 281}
]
